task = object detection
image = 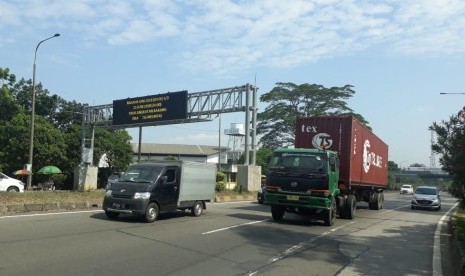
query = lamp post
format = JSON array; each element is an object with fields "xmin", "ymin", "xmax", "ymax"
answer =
[
  {"xmin": 440, "ymin": 92, "xmax": 465, "ymax": 95},
  {"xmin": 27, "ymin": 33, "xmax": 60, "ymax": 190}
]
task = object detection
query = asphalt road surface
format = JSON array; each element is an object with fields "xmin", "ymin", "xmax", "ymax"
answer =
[{"xmin": 0, "ymin": 192, "xmax": 458, "ymax": 275}]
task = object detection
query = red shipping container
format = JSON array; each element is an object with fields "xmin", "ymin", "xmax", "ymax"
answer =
[{"xmin": 295, "ymin": 116, "xmax": 388, "ymax": 188}]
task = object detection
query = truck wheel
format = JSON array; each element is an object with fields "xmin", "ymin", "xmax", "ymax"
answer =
[
  {"xmin": 380, "ymin": 192, "xmax": 385, "ymax": 209},
  {"xmin": 105, "ymin": 211, "xmax": 119, "ymax": 220},
  {"xmin": 324, "ymin": 198, "xmax": 336, "ymax": 226},
  {"xmin": 337, "ymin": 196, "xmax": 347, "ymax": 219},
  {"xmin": 368, "ymin": 192, "xmax": 381, "ymax": 210},
  {"xmin": 345, "ymin": 195, "xmax": 356, "ymax": 219},
  {"xmin": 371, "ymin": 192, "xmax": 381, "ymax": 210},
  {"xmin": 191, "ymin": 201, "xmax": 204, "ymax": 217},
  {"xmin": 271, "ymin": 205, "xmax": 285, "ymax": 221},
  {"xmin": 144, "ymin": 203, "xmax": 159, "ymax": 223}
]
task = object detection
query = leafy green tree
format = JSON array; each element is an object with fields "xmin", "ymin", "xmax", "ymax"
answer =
[
  {"xmin": 61, "ymin": 125, "xmax": 84, "ymax": 173},
  {"xmin": 0, "ymin": 69, "xmax": 21, "ymax": 122},
  {"xmin": 93, "ymin": 128, "xmax": 133, "ymax": 172},
  {"xmin": 0, "ymin": 68, "xmax": 16, "ymax": 86},
  {"xmin": 256, "ymin": 147, "xmax": 273, "ymax": 175},
  {"xmin": 409, "ymin": 163, "xmax": 426, "ymax": 167},
  {"xmin": 257, "ymin": 82, "xmax": 368, "ymax": 149},
  {"xmin": 388, "ymin": 173, "xmax": 398, "ymax": 190},
  {"xmin": 10, "ymin": 77, "xmax": 85, "ymax": 130},
  {"xmin": 50, "ymin": 100, "xmax": 86, "ymax": 130},
  {"xmin": 388, "ymin": 161, "xmax": 400, "ymax": 171},
  {"xmin": 164, "ymin": 155, "xmax": 178, "ymax": 160},
  {"xmin": 0, "ymin": 67, "xmax": 134, "ymax": 189},
  {"xmin": 431, "ymin": 109, "xmax": 465, "ymax": 207},
  {"xmin": 0, "ymin": 112, "xmax": 66, "ymax": 175}
]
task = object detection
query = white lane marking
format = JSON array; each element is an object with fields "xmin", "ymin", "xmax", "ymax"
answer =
[
  {"xmin": 202, "ymin": 219, "xmax": 268, "ymax": 234},
  {"xmin": 433, "ymin": 202, "xmax": 458, "ymax": 276},
  {"xmin": 0, "ymin": 210, "xmax": 103, "ymax": 220},
  {"xmin": 246, "ymin": 222, "xmax": 355, "ymax": 275},
  {"xmin": 382, "ymin": 204, "xmax": 411, "ymax": 213},
  {"xmin": 267, "ymin": 222, "xmax": 354, "ymax": 262}
]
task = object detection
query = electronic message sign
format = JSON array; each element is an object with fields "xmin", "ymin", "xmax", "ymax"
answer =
[{"xmin": 112, "ymin": 91, "xmax": 188, "ymax": 126}]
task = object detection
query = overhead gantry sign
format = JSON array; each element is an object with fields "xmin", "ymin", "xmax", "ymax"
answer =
[
  {"xmin": 80, "ymin": 84, "xmax": 258, "ymax": 164},
  {"xmin": 112, "ymin": 91, "xmax": 188, "ymax": 126}
]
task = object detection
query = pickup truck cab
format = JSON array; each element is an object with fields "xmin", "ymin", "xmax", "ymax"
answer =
[{"xmin": 103, "ymin": 161, "xmax": 215, "ymax": 222}]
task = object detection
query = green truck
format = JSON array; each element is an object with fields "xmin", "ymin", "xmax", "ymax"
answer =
[{"xmin": 264, "ymin": 116, "xmax": 388, "ymax": 226}]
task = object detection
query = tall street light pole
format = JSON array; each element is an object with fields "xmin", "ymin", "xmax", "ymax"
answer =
[
  {"xmin": 440, "ymin": 92, "xmax": 465, "ymax": 95},
  {"xmin": 27, "ymin": 33, "xmax": 60, "ymax": 190}
]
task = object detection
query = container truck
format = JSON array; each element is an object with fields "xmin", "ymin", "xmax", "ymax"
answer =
[
  {"xmin": 265, "ymin": 116, "xmax": 388, "ymax": 226},
  {"xmin": 103, "ymin": 160, "xmax": 216, "ymax": 222}
]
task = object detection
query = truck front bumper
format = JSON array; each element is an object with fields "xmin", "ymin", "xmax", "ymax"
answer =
[
  {"xmin": 103, "ymin": 197, "xmax": 150, "ymax": 216},
  {"xmin": 265, "ymin": 192, "xmax": 331, "ymax": 210}
]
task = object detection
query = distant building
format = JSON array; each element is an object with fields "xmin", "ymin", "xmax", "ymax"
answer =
[
  {"xmin": 131, "ymin": 143, "xmax": 230, "ymax": 164},
  {"xmin": 131, "ymin": 143, "xmax": 242, "ymax": 181},
  {"xmin": 394, "ymin": 166, "xmax": 450, "ymax": 184},
  {"xmin": 403, "ymin": 167, "xmax": 447, "ymax": 175}
]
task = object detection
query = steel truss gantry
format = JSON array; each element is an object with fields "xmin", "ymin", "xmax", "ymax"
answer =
[{"xmin": 80, "ymin": 84, "xmax": 258, "ymax": 165}]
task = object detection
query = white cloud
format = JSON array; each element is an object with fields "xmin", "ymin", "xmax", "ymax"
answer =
[
  {"xmin": 0, "ymin": 1, "xmax": 21, "ymax": 25},
  {"xmin": 2, "ymin": 0, "xmax": 465, "ymax": 74}
]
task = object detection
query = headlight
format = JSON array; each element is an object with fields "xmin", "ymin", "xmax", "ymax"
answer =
[
  {"xmin": 134, "ymin": 192, "xmax": 151, "ymax": 199},
  {"xmin": 105, "ymin": 190, "xmax": 112, "ymax": 197}
]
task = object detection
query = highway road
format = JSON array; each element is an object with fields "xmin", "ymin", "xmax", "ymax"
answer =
[{"xmin": 0, "ymin": 192, "xmax": 458, "ymax": 275}]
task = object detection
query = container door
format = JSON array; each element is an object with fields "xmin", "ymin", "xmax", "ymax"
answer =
[{"xmin": 159, "ymin": 167, "xmax": 180, "ymax": 211}]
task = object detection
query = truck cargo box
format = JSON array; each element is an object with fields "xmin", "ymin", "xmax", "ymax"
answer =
[
  {"xmin": 103, "ymin": 160, "xmax": 216, "ymax": 222},
  {"xmin": 177, "ymin": 161, "xmax": 216, "ymax": 203},
  {"xmin": 295, "ymin": 116, "xmax": 388, "ymax": 188}
]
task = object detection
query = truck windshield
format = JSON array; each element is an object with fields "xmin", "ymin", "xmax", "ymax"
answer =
[
  {"xmin": 269, "ymin": 153, "xmax": 327, "ymax": 173},
  {"xmin": 119, "ymin": 167, "xmax": 163, "ymax": 184}
]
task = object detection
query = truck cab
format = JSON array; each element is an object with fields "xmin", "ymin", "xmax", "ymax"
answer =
[{"xmin": 265, "ymin": 148, "xmax": 354, "ymax": 226}]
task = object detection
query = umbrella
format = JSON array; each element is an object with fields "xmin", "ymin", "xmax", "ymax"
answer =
[
  {"xmin": 37, "ymin": 166, "xmax": 62, "ymax": 174},
  {"xmin": 14, "ymin": 169, "xmax": 33, "ymax": 175}
]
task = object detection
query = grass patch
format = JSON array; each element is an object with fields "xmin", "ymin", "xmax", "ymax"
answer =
[
  {"xmin": 453, "ymin": 209, "xmax": 465, "ymax": 250},
  {"xmin": 0, "ymin": 190, "xmax": 106, "ymax": 204},
  {"xmin": 0, "ymin": 189, "xmax": 255, "ymax": 204},
  {"xmin": 216, "ymin": 189, "xmax": 255, "ymax": 197}
]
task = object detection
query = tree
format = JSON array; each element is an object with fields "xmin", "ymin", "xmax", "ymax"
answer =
[
  {"xmin": 256, "ymin": 147, "xmax": 273, "ymax": 175},
  {"xmin": 409, "ymin": 163, "xmax": 426, "ymax": 167},
  {"xmin": 0, "ymin": 67, "xmax": 135, "ymax": 189},
  {"xmin": 10, "ymin": 77, "xmax": 85, "ymax": 130},
  {"xmin": 430, "ymin": 109, "xmax": 465, "ymax": 207},
  {"xmin": 0, "ymin": 113, "xmax": 66, "ymax": 175},
  {"xmin": 388, "ymin": 161, "xmax": 400, "ymax": 171},
  {"xmin": 164, "ymin": 155, "xmax": 178, "ymax": 160},
  {"xmin": 93, "ymin": 128, "xmax": 133, "ymax": 172},
  {"xmin": 0, "ymin": 68, "xmax": 20, "ymax": 122},
  {"xmin": 257, "ymin": 82, "xmax": 369, "ymax": 149}
]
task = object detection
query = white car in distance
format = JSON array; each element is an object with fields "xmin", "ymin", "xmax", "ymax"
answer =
[
  {"xmin": 400, "ymin": 184, "xmax": 414, "ymax": 195},
  {"xmin": 0, "ymin": 172, "xmax": 25, "ymax": 192}
]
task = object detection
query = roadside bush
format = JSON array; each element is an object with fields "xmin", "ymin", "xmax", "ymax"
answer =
[
  {"xmin": 216, "ymin": 171, "xmax": 226, "ymax": 182},
  {"xmin": 216, "ymin": 181, "xmax": 225, "ymax": 192},
  {"xmin": 233, "ymin": 184, "xmax": 248, "ymax": 193}
]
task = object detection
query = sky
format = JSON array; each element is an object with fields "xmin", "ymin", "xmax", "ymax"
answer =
[{"xmin": 1, "ymin": 0, "xmax": 464, "ymax": 168}]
